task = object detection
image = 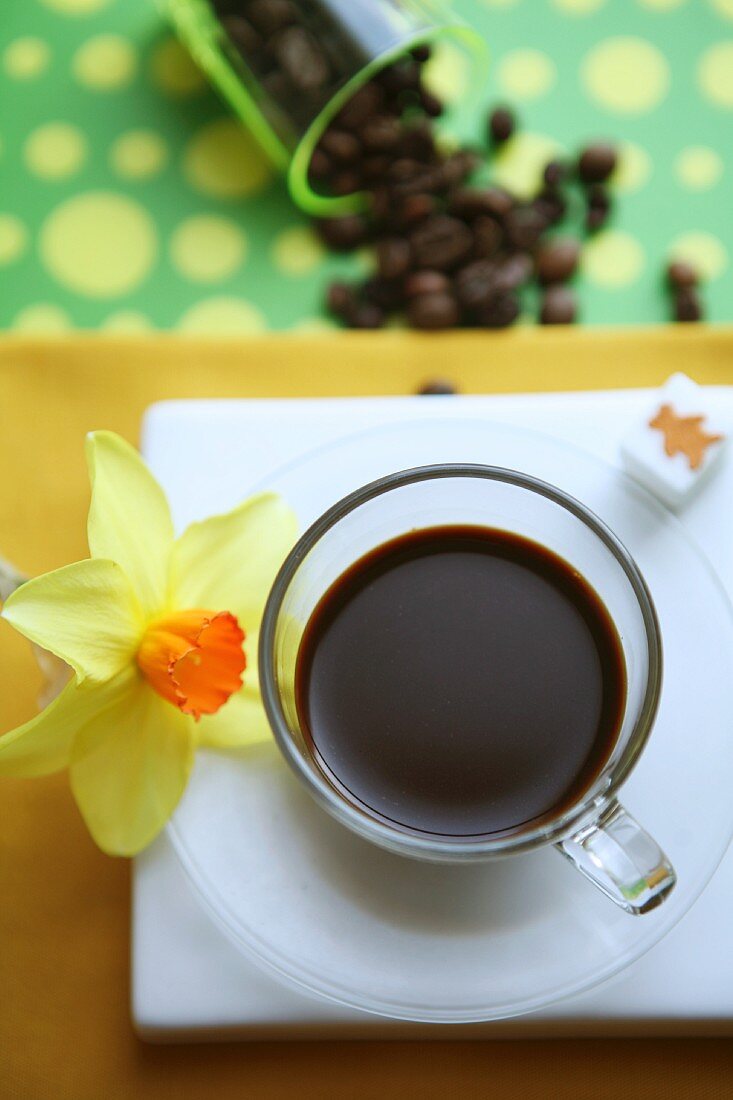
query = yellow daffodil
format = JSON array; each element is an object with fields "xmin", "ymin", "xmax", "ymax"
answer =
[{"xmin": 0, "ymin": 432, "xmax": 297, "ymax": 856}]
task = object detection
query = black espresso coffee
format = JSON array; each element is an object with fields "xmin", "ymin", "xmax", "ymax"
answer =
[{"xmin": 295, "ymin": 526, "xmax": 626, "ymax": 839}]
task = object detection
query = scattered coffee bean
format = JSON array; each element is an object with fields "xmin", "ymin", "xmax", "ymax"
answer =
[
  {"xmin": 330, "ymin": 170, "xmax": 363, "ymax": 196},
  {"xmin": 362, "ymin": 276, "xmax": 404, "ymax": 310},
  {"xmin": 489, "ymin": 106, "xmax": 515, "ymax": 145},
  {"xmin": 504, "ymin": 204, "xmax": 546, "ymax": 252},
  {"xmin": 315, "ymin": 214, "xmax": 369, "ymax": 250},
  {"xmin": 410, "ymin": 215, "xmax": 473, "ymax": 271},
  {"xmin": 319, "ymin": 129, "xmax": 361, "ymax": 164},
  {"xmin": 418, "ymin": 378, "xmax": 457, "ymax": 395},
  {"xmin": 405, "ymin": 270, "xmax": 450, "ymax": 297},
  {"xmin": 536, "ymin": 237, "xmax": 580, "ymax": 285},
  {"xmin": 335, "ymin": 82, "xmax": 385, "ymax": 130},
  {"xmin": 495, "ymin": 252, "xmax": 534, "ymax": 292},
  {"xmin": 407, "ymin": 292, "xmax": 460, "ymax": 330},
  {"xmin": 454, "ymin": 260, "xmax": 499, "ymax": 313},
  {"xmin": 673, "ymin": 287, "xmax": 703, "ymax": 322},
  {"xmin": 247, "ymin": 0, "xmax": 297, "ymax": 35},
  {"xmin": 348, "ymin": 302, "xmax": 386, "ymax": 329},
  {"xmin": 578, "ymin": 143, "xmax": 617, "ymax": 185},
  {"xmin": 326, "ymin": 281, "xmax": 355, "ymax": 319},
  {"xmin": 475, "ymin": 292, "xmax": 520, "ymax": 329},
  {"xmin": 472, "ymin": 216, "xmax": 503, "ymax": 259},
  {"xmin": 533, "ymin": 187, "xmax": 566, "ymax": 227},
  {"xmin": 376, "ymin": 237, "xmax": 412, "ymax": 280},
  {"xmin": 419, "ymin": 89, "xmax": 443, "ymax": 118},
  {"xmin": 667, "ymin": 260, "xmax": 698, "ymax": 289},
  {"xmin": 221, "ymin": 15, "xmax": 262, "ymax": 58},
  {"xmin": 272, "ymin": 26, "xmax": 330, "ymax": 92},
  {"xmin": 543, "ymin": 160, "xmax": 566, "ymax": 188},
  {"xmin": 410, "ymin": 43, "xmax": 432, "ymax": 65},
  {"xmin": 540, "ymin": 285, "xmax": 577, "ymax": 325},
  {"xmin": 585, "ymin": 184, "xmax": 611, "ymax": 232},
  {"xmin": 399, "ymin": 193, "xmax": 437, "ymax": 226}
]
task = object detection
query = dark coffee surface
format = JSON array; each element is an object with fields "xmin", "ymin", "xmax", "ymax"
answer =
[{"xmin": 295, "ymin": 526, "xmax": 625, "ymax": 838}]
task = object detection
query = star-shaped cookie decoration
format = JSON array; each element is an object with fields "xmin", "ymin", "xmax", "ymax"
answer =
[{"xmin": 649, "ymin": 403, "xmax": 724, "ymax": 470}]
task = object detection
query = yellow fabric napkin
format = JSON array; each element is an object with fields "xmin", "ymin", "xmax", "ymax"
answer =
[{"xmin": 1, "ymin": 329, "xmax": 732, "ymax": 1100}]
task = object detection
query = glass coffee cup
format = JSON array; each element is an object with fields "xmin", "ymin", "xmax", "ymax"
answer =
[{"xmin": 259, "ymin": 464, "xmax": 676, "ymax": 916}]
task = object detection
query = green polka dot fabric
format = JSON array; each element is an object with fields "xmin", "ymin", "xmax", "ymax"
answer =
[{"xmin": 1, "ymin": 0, "xmax": 732, "ymax": 333}]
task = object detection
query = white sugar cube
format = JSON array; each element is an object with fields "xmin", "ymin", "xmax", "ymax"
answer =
[{"xmin": 620, "ymin": 373, "xmax": 727, "ymax": 510}]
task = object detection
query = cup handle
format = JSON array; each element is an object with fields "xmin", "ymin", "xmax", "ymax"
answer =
[{"xmin": 555, "ymin": 798, "xmax": 676, "ymax": 915}]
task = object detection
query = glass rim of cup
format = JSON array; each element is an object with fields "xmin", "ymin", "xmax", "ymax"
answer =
[{"xmin": 258, "ymin": 463, "xmax": 663, "ymax": 859}]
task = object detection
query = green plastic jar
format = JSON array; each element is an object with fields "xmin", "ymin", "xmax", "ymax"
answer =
[{"xmin": 166, "ymin": 0, "xmax": 485, "ymax": 214}]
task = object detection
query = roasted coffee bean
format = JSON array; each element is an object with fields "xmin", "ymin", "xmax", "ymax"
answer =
[
  {"xmin": 411, "ymin": 44, "xmax": 433, "ymax": 64},
  {"xmin": 348, "ymin": 302, "xmax": 386, "ymax": 329},
  {"xmin": 495, "ymin": 252, "xmax": 533, "ymax": 291},
  {"xmin": 489, "ymin": 106, "xmax": 515, "ymax": 145},
  {"xmin": 335, "ymin": 82, "xmax": 385, "ymax": 130},
  {"xmin": 330, "ymin": 170, "xmax": 362, "ymax": 196},
  {"xmin": 399, "ymin": 193, "xmax": 437, "ymax": 226},
  {"xmin": 540, "ymin": 285, "xmax": 577, "ymax": 324},
  {"xmin": 454, "ymin": 260, "xmax": 499, "ymax": 312},
  {"xmin": 326, "ymin": 281, "xmax": 356, "ymax": 319},
  {"xmin": 543, "ymin": 160, "xmax": 566, "ymax": 188},
  {"xmin": 585, "ymin": 184, "xmax": 611, "ymax": 232},
  {"xmin": 405, "ymin": 270, "xmax": 450, "ymax": 298},
  {"xmin": 361, "ymin": 115, "xmax": 402, "ymax": 153},
  {"xmin": 673, "ymin": 287, "xmax": 703, "ymax": 322},
  {"xmin": 442, "ymin": 150, "xmax": 481, "ymax": 189},
  {"xmin": 369, "ymin": 186, "xmax": 392, "ymax": 223},
  {"xmin": 400, "ymin": 120, "xmax": 435, "ymax": 161},
  {"xmin": 533, "ymin": 187, "xmax": 566, "ymax": 227},
  {"xmin": 221, "ymin": 15, "xmax": 262, "ymax": 58},
  {"xmin": 472, "ymin": 215, "xmax": 503, "ymax": 259},
  {"xmin": 378, "ymin": 59, "xmax": 422, "ymax": 96},
  {"xmin": 361, "ymin": 155, "xmax": 391, "ymax": 183},
  {"xmin": 407, "ymin": 292, "xmax": 460, "ymax": 330},
  {"xmin": 419, "ymin": 89, "xmax": 443, "ymax": 118},
  {"xmin": 667, "ymin": 260, "xmax": 698, "ymax": 289},
  {"xmin": 504, "ymin": 204, "xmax": 547, "ymax": 252},
  {"xmin": 389, "ymin": 157, "xmax": 423, "ymax": 184},
  {"xmin": 308, "ymin": 148, "xmax": 332, "ymax": 181},
  {"xmin": 376, "ymin": 237, "xmax": 412, "ymax": 280},
  {"xmin": 320, "ymin": 129, "xmax": 361, "ymax": 164},
  {"xmin": 315, "ymin": 214, "xmax": 369, "ymax": 251},
  {"xmin": 247, "ymin": 0, "xmax": 297, "ymax": 35},
  {"xmin": 362, "ymin": 276, "xmax": 405, "ymax": 310},
  {"xmin": 475, "ymin": 292, "xmax": 520, "ymax": 328},
  {"xmin": 410, "ymin": 215, "xmax": 473, "ymax": 270},
  {"xmin": 536, "ymin": 237, "xmax": 580, "ymax": 285},
  {"xmin": 418, "ymin": 378, "xmax": 457, "ymax": 395},
  {"xmin": 272, "ymin": 26, "xmax": 330, "ymax": 91},
  {"xmin": 578, "ymin": 143, "xmax": 617, "ymax": 185}
]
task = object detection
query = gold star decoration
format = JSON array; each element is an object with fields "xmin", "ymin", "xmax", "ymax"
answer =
[{"xmin": 649, "ymin": 403, "xmax": 724, "ymax": 470}]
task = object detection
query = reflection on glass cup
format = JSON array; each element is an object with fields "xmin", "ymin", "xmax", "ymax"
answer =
[{"xmin": 260, "ymin": 464, "xmax": 676, "ymax": 915}]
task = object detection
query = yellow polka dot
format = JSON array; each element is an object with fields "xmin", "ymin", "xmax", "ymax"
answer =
[
  {"xmin": 150, "ymin": 37, "xmax": 206, "ymax": 97},
  {"xmin": 24, "ymin": 123, "xmax": 86, "ymax": 180},
  {"xmin": 581, "ymin": 37, "xmax": 670, "ymax": 114},
  {"xmin": 72, "ymin": 34, "xmax": 137, "ymax": 91},
  {"xmin": 110, "ymin": 130, "xmax": 168, "ymax": 180},
  {"xmin": 668, "ymin": 232, "xmax": 728, "ymax": 279},
  {"xmin": 497, "ymin": 49, "xmax": 556, "ymax": 101},
  {"xmin": 0, "ymin": 215, "xmax": 29, "ymax": 265},
  {"xmin": 170, "ymin": 215, "xmax": 246, "ymax": 283},
  {"xmin": 698, "ymin": 42, "xmax": 733, "ymax": 109},
  {"xmin": 41, "ymin": 0, "xmax": 110, "ymax": 12},
  {"xmin": 492, "ymin": 132, "xmax": 562, "ymax": 199},
  {"xmin": 184, "ymin": 119, "xmax": 273, "ymax": 199},
  {"xmin": 710, "ymin": 0, "xmax": 733, "ymax": 19},
  {"xmin": 3, "ymin": 38, "xmax": 50, "ymax": 80},
  {"xmin": 101, "ymin": 310, "xmax": 153, "ymax": 333},
  {"xmin": 582, "ymin": 231, "xmax": 645, "ymax": 287},
  {"xmin": 271, "ymin": 227, "xmax": 325, "ymax": 276},
  {"xmin": 675, "ymin": 146, "xmax": 723, "ymax": 190},
  {"xmin": 40, "ymin": 192, "xmax": 157, "ymax": 299},
  {"xmin": 611, "ymin": 142, "xmax": 652, "ymax": 193},
  {"xmin": 422, "ymin": 42, "xmax": 469, "ymax": 105},
  {"xmin": 552, "ymin": 0, "xmax": 606, "ymax": 12},
  {"xmin": 177, "ymin": 298, "xmax": 267, "ymax": 335},
  {"xmin": 12, "ymin": 304, "xmax": 72, "ymax": 334}
]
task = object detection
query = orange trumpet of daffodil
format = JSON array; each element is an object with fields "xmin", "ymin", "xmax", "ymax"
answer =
[{"xmin": 0, "ymin": 432, "xmax": 298, "ymax": 856}]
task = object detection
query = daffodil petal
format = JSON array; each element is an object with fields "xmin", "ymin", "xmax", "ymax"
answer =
[
  {"xmin": 0, "ymin": 669, "xmax": 135, "ymax": 777},
  {"xmin": 170, "ymin": 494, "xmax": 298, "ymax": 633},
  {"xmin": 86, "ymin": 431, "xmax": 173, "ymax": 617},
  {"xmin": 70, "ymin": 681, "xmax": 194, "ymax": 856},
  {"xmin": 196, "ymin": 681, "xmax": 272, "ymax": 749},
  {"xmin": 1, "ymin": 559, "xmax": 143, "ymax": 683}
]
